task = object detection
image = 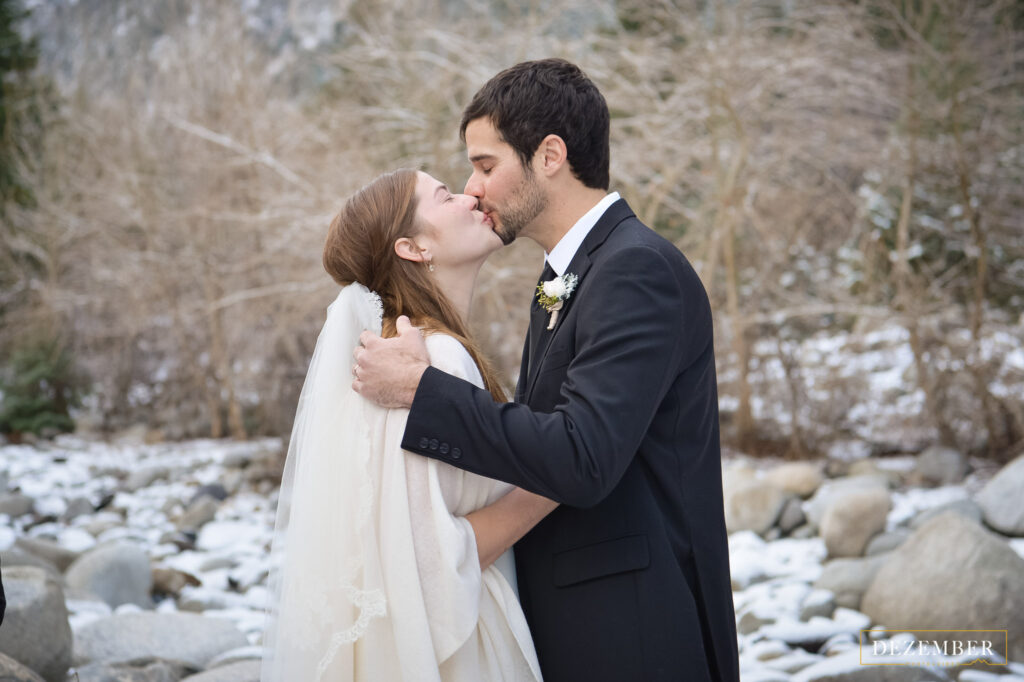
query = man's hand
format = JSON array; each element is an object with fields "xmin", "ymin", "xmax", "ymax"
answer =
[{"xmin": 353, "ymin": 315, "xmax": 430, "ymax": 408}]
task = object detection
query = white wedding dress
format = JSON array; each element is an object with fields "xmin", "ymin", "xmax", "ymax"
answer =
[{"xmin": 261, "ymin": 284, "xmax": 542, "ymax": 682}]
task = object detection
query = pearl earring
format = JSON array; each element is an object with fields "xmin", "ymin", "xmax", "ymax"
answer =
[{"xmin": 427, "ymin": 261, "xmax": 435, "ymax": 272}]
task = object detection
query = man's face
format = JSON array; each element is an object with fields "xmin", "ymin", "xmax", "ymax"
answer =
[{"xmin": 463, "ymin": 117, "xmax": 547, "ymax": 246}]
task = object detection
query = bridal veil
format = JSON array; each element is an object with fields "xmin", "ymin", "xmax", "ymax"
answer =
[{"xmin": 260, "ymin": 283, "xmax": 389, "ymax": 680}]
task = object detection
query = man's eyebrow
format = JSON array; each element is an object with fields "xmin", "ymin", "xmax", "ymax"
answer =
[{"xmin": 468, "ymin": 154, "xmax": 495, "ymax": 163}]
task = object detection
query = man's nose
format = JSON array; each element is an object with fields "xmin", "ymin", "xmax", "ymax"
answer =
[
  {"xmin": 454, "ymin": 193, "xmax": 478, "ymax": 209},
  {"xmin": 464, "ymin": 173, "xmax": 483, "ymax": 198}
]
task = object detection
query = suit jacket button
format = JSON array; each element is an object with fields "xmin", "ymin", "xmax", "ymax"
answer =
[
  {"xmin": 451, "ymin": 447, "xmax": 462, "ymax": 459},
  {"xmin": 429, "ymin": 439, "xmax": 439, "ymax": 451},
  {"xmin": 439, "ymin": 442, "xmax": 450, "ymax": 455},
  {"xmin": 418, "ymin": 437, "xmax": 429, "ymax": 449}
]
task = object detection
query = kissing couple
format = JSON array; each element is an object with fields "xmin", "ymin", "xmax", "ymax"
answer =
[{"xmin": 260, "ymin": 58, "xmax": 739, "ymax": 682}]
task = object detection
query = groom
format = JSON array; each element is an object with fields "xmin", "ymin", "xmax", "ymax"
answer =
[{"xmin": 355, "ymin": 59, "xmax": 739, "ymax": 682}]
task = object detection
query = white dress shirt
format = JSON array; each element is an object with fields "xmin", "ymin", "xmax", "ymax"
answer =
[{"xmin": 544, "ymin": 192, "xmax": 620, "ymax": 276}]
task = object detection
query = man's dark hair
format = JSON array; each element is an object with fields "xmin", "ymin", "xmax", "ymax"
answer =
[{"xmin": 460, "ymin": 58, "xmax": 610, "ymax": 191}]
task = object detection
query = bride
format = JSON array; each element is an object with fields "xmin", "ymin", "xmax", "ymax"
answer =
[{"xmin": 260, "ymin": 169, "xmax": 555, "ymax": 681}]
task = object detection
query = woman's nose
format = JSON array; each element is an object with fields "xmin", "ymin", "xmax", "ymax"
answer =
[{"xmin": 454, "ymin": 193, "xmax": 479, "ymax": 209}]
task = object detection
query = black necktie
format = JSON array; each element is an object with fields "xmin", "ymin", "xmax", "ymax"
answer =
[{"xmin": 527, "ymin": 262, "xmax": 556, "ymax": 381}]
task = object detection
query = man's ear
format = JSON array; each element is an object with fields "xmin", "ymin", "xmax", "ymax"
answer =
[
  {"xmin": 394, "ymin": 237, "xmax": 428, "ymax": 263},
  {"xmin": 535, "ymin": 134, "xmax": 567, "ymax": 177}
]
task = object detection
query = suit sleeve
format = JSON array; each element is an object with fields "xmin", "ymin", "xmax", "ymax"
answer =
[{"xmin": 402, "ymin": 245, "xmax": 708, "ymax": 508}]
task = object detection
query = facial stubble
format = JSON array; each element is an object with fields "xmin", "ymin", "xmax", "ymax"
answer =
[{"xmin": 493, "ymin": 169, "xmax": 548, "ymax": 246}]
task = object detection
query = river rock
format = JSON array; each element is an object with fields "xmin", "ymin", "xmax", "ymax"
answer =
[
  {"xmin": 738, "ymin": 605, "xmax": 777, "ymax": 635},
  {"xmin": 73, "ymin": 612, "xmax": 249, "ymax": 669},
  {"xmin": 158, "ymin": 531, "xmax": 196, "ymax": 552},
  {"xmin": 65, "ymin": 543, "xmax": 153, "ymax": 609},
  {"xmin": 777, "ymin": 497, "xmax": 806, "ymax": 535},
  {"xmin": 0, "ymin": 653, "xmax": 46, "ymax": 682},
  {"xmin": 799, "ymin": 589, "xmax": 837, "ymax": 621},
  {"xmin": 0, "ymin": 566, "xmax": 72, "ymax": 682},
  {"xmin": 82, "ymin": 511, "xmax": 127, "ymax": 538},
  {"xmin": 14, "ymin": 536, "xmax": 81, "ymax": 572},
  {"xmin": 222, "ymin": 451, "xmax": 254, "ymax": 469},
  {"xmin": 204, "ymin": 647, "xmax": 263, "ymax": 669},
  {"xmin": 789, "ymin": 524, "xmax": 817, "ymax": 539},
  {"xmin": 813, "ymin": 553, "xmax": 890, "ymax": 611},
  {"xmin": 861, "ymin": 512, "xmax": 1024, "ymax": 660},
  {"xmin": 0, "ymin": 548, "xmax": 61, "ymax": 580},
  {"xmin": 975, "ymin": 453, "xmax": 1024, "ymax": 536},
  {"xmin": 725, "ymin": 480, "xmax": 790, "ymax": 536},
  {"xmin": 913, "ymin": 445, "xmax": 968, "ymax": 487},
  {"xmin": 820, "ymin": 488, "xmax": 890, "ymax": 558},
  {"xmin": 846, "ymin": 459, "xmax": 899, "ymax": 485},
  {"xmin": 0, "ymin": 494, "xmax": 35, "ymax": 518},
  {"xmin": 909, "ymin": 498, "xmax": 982, "ymax": 530},
  {"xmin": 190, "ymin": 484, "xmax": 229, "ymax": 503},
  {"xmin": 176, "ymin": 495, "xmax": 220, "ymax": 532},
  {"xmin": 804, "ymin": 474, "xmax": 890, "ymax": 528},
  {"xmin": 864, "ymin": 529, "xmax": 910, "ymax": 556},
  {"xmin": 221, "ymin": 470, "xmax": 246, "ymax": 495},
  {"xmin": 72, "ymin": 657, "xmax": 200, "ymax": 682},
  {"xmin": 123, "ymin": 466, "xmax": 170, "ymax": 493},
  {"xmin": 180, "ymin": 660, "xmax": 261, "ymax": 682},
  {"xmin": 722, "ymin": 464, "xmax": 756, "ymax": 500},
  {"xmin": 764, "ymin": 462, "xmax": 825, "ymax": 498},
  {"xmin": 63, "ymin": 496, "xmax": 95, "ymax": 522}
]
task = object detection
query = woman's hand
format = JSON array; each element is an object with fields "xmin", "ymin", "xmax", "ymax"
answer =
[{"xmin": 465, "ymin": 488, "xmax": 559, "ymax": 570}]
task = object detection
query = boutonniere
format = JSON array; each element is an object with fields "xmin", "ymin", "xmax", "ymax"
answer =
[{"xmin": 536, "ymin": 272, "xmax": 578, "ymax": 330}]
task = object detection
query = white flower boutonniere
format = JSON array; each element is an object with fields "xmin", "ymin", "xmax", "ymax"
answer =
[{"xmin": 536, "ymin": 272, "xmax": 578, "ymax": 330}]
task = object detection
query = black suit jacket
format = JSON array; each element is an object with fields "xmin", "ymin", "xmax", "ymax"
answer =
[{"xmin": 403, "ymin": 199, "xmax": 739, "ymax": 682}]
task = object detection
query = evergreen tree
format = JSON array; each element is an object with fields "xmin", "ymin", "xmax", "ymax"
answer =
[
  {"xmin": 0, "ymin": 0, "xmax": 39, "ymax": 213},
  {"xmin": 0, "ymin": 339, "xmax": 84, "ymax": 440}
]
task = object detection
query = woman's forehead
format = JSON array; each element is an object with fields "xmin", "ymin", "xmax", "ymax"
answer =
[{"xmin": 416, "ymin": 171, "xmax": 448, "ymax": 200}]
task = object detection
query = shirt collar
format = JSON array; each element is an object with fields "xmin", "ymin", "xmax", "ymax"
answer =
[{"xmin": 545, "ymin": 192, "xmax": 620, "ymax": 276}]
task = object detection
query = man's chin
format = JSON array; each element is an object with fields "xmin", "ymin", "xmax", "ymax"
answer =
[{"xmin": 493, "ymin": 225, "xmax": 517, "ymax": 246}]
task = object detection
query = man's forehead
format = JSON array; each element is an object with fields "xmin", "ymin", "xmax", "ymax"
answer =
[
  {"xmin": 465, "ymin": 119, "xmax": 511, "ymax": 159},
  {"xmin": 465, "ymin": 117, "xmax": 504, "ymax": 143}
]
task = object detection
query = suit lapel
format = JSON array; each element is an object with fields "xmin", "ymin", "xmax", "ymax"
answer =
[
  {"xmin": 514, "ymin": 332, "xmax": 530, "ymax": 402},
  {"xmin": 524, "ymin": 199, "xmax": 635, "ymax": 403}
]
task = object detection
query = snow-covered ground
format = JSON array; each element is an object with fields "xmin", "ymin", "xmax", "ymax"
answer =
[
  {"xmin": 0, "ymin": 436, "xmax": 280, "ymax": 644},
  {"xmin": 3, "ymin": 434, "xmax": 1023, "ymax": 681}
]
